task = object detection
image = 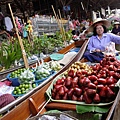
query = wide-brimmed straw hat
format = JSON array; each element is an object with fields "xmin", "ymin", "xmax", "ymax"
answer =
[
  {"xmin": 88, "ymin": 18, "xmax": 111, "ymax": 32},
  {"xmin": 113, "ymin": 21, "xmax": 120, "ymax": 25}
]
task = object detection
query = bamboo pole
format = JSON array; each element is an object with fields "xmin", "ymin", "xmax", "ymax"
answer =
[
  {"xmin": 51, "ymin": 5, "xmax": 66, "ymax": 46},
  {"xmin": 8, "ymin": 3, "xmax": 29, "ymax": 68},
  {"xmin": 58, "ymin": 9, "xmax": 66, "ymax": 45},
  {"xmin": 51, "ymin": 5, "xmax": 62, "ymax": 32}
]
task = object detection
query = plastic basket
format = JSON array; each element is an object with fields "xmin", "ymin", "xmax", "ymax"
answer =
[
  {"xmin": 6, "ymin": 74, "xmax": 20, "ymax": 87},
  {"xmin": 34, "ymin": 71, "xmax": 56, "ymax": 84}
]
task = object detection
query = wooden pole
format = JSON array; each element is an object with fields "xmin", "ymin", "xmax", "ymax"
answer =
[
  {"xmin": 58, "ymin": 9, "xmax": 66, "ymax": 45},
  {"xmin": 51, "ymin": 5, "xmax": 67, "ymax": 46},
  {"xmin": 51, "ymin": 5, "xmax": 62, "ymax": 32},
  {"xmin": 8, "ymin": 3, "xmax": 29, "ymax": 68}
]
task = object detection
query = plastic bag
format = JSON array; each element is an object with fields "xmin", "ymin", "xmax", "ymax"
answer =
[
  {"xmin": 104, "ymin": 42, "xmax": 116, "ymax": 56},
  {"xmin": 19, "ymin": 69, "xmax": 35, "ymax": 83},
  {"xmin": 0, "ymin": 84, "xmax": 14, "ymax": 96},
  {"xmin": 39, "ymin": 115, "xmax": 57, "ymax": 120},
  {"xmin": 50, "ymin": 61, "xmax": 62, "ymax": 71}
]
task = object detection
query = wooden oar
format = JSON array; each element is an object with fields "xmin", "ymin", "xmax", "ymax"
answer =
[{"xmin": 8, "ymin": 3, "xmax": 29, "ymax": 69}]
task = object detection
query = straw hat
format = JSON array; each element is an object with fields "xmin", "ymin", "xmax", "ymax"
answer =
[
  {"xmin": 113, "ymin": 21, "xmax": 120, "ymax": 25},
  {"xmin": 88, "ymin": 18, "xmax": 111, "ymax": 32}
]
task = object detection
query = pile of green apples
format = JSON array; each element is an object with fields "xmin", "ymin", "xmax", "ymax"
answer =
[{"xmin": 13, "ymin": 83, "xmax": 36, "ymax": 95}]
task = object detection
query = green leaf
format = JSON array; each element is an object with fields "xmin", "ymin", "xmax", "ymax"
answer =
[
  {"xmin": 94, "ymin": 106, "xmax": 110, "ymax": 113},
  {"xmin": 76, "ymin": 105, "xmax": 94, "ymax": 114},
  {"xmin": 45, "ymin": 110, "xmax": 61, "ymax": 114},
  {"xmin": 76, "ymin": 105, "xmax": 110, "ymax": 114}
]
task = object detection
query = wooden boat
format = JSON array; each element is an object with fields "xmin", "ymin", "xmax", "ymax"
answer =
[
  {"xmin": 1, "ymin": 38, "xmax": 119, "ymax": 120},
  {"xmin": 0, "ymin": 39, "xmax": 88, "ymax": 119}
]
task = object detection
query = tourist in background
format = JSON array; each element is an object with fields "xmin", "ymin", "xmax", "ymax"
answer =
[{"xmin": 4, "ymin": 14, "xmax": 14, "ymax": 36}]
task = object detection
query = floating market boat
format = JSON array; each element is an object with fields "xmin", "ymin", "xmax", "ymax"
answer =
[
  {"xmin": 0, "ymin": 39, "xmax": 88, "ymax": 119},
  {"xmin": 1, "ymin": 38, "xmax": 120, "ymax": 120}
]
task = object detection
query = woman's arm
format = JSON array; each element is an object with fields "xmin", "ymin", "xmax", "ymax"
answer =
[{"xmin": 109, "ymin": 33, "xmax": 120, "ymax": 44}]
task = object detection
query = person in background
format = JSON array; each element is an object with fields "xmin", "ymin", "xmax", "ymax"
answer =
[
  {"xmin": 22, "ymin": 23, "xmax": 28, "ymax": 38},
  {"xmin": 83, "ymin": 18, "xmax": 120, "ymax": 62},
  {"xmin": 74, "ymin": 17, "xmax": 80, "ymax": 31},
  {"xmin": 15, "ymin": 16, "xmax": 22, "ymax": 36},
  {"xmin": 71, "ymin": 30, "xmax": 80, "ymax": 41},
  {"xmin": 0, "ymin": 13, "xmax": 10, "ymax": 44},
  {"xmin": 69, "ymin": 19, "xmax": 75, "ymax": 31},
  {"xmin": 4, "ymin": 14, "xmax": 14, "ymax": 36},
  {"xmin": 85, "ymin": 19, "xmax": 90, "ymax": 29},
  {"xmin": 111, "ymin": 21, "xmax": 120, "ymax": 35},
  {"xmin": 111, "ymin": 21, "xmax": 120, "ymax": 51}
]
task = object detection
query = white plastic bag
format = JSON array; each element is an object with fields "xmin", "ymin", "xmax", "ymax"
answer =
[
  {"xmin": 0, "ymin": 84, "xmax": 14, "ymax": 96},
  {"xmin": 104, "ymin": 42, "xmax": 116, "ymax": 56},
  {"xmin": 19, "ymin": 69, "xmax": 35, "ymax": 83}
]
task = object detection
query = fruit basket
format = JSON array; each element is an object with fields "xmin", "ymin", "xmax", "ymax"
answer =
[
  {"xmin": 46, "ymin": 73, "xmax": 119, "ymax": 106},
  {"xmin": 34, "ymin": 71, "xmax": 56, "ymax": 84},
  {"xmin": 6, "ymin": 68, "xmax": 34, "ymax": 86},
  {"xmin": 7, "ymin": 74, "xmax": 20, "ymax": 86}
]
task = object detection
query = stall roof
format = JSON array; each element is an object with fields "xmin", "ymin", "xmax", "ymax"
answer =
[
  {"xmin": 0, "ymin": 0, "xmax": 120, "ymax": 10},
  {"xmin": 0, "ymin": 0, "xmax": 120, "ymax": 18},
  {"xmin": 63, "ymin": 0, "xmax": 120, "ymax": 10}
]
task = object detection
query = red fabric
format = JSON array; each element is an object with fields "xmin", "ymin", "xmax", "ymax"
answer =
[
  {"xmin": 0, "ymin": 80, "xmax": 12, "ymax": 86},
  {"xmin": 4, "ymin": 80, "xmax": 12, "ymax": 86},
  {"xmin": 0, "ymin": 94, "xmax": 15, "ymax": 109}
]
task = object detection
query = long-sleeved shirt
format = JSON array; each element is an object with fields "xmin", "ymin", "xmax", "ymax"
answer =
[{"xmin": 87, "ymin": 33, "xmax": 120, "ymax": 52}]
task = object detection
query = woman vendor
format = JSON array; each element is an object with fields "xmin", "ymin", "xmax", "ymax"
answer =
[{"xmin": 83, "ymin": 18, "xmax": 120, "ymax": 62}]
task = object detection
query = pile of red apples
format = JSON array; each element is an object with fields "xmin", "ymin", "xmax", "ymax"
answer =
[{"xmin": 51, "ymin": 56, "xmax": 120, "ymax": 104}]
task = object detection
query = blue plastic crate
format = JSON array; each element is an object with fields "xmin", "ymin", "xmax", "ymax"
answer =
[
  {"xmin": 35, "ymin": 71, "xmax": 56, "ymax": 84},
  {"xmin": 6, "ymin": 74, "xmax": 20, "ymax": 87}
]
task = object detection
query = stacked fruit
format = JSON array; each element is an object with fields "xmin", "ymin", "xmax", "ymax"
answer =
[
  {"xmin": 13, "ymin": 83, "xmax": 36, "ymax": 95},
  {"xmin": 64, "ymin": 61, "xmax": 93, "ymax": 76},
  {"xmin": 51, "ymin": 56, "xmax": 120, "ymax": 104},
  {"xmin": 10, "ymin": 68, "xmax": 27, "ymax": 78}
]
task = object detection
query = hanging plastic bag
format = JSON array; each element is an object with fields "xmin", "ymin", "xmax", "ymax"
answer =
[{"xmin": 104, "ymin": 42, "xmax": 116, "ymax": 56}]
